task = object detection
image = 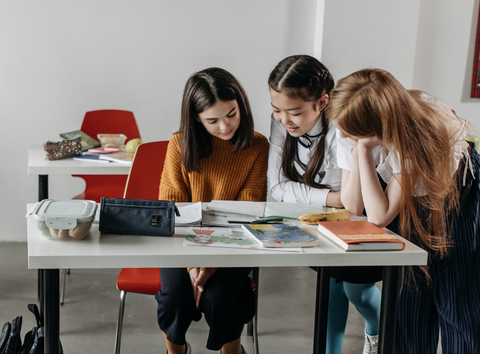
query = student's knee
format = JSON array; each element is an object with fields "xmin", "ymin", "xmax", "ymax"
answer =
[{"xmin": 343, "ymin": 282, "xmax": 377, "ymax": 305}]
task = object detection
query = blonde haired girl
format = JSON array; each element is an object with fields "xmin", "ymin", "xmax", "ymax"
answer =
[{"xmin": 327, "ymin": 68, "xmax": 480, "ymax": 353}]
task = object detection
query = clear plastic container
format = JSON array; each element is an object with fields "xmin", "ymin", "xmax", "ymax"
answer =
[
  {"xmin": 28, "ymin": 199, "xmax": 97, "ymax": 240},
  {"xmin": 97, "ymin": 134, "xmax": 127, "ymax": 149}
]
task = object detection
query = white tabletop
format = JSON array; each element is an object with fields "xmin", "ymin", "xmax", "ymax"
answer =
[
  {"xmin": 27, "ymin": 204, "xmax": 428, "ymax": 270},
  {"xmin": 28, "ymin": 145, "xmax": 130, "ymax": 175}
]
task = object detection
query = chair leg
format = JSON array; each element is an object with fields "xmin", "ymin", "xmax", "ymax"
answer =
[
  {"xmin": 60, "ymin": 269, "xmax": 67, "ymax": 305},
  {"xmin": 114, "ymin": 290, "xmax": 127, "ymax": 354},
  {"xmin": 248, "ymin": 267, "xmax": 259, "ymax": 354},
  {"xmin": 252, "ymin": 313, "xmax": 259, "ymax": 354}
]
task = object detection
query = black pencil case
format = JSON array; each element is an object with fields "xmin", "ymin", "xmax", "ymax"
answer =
[{"xmin": 99, "ymin": 198, "xmax": 180, "ymax": 236}]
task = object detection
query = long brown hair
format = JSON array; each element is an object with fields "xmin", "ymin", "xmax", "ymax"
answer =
[
  {"xmin": 326, "ymin": 68, "xmax": 461, "ymax": 265},
  {"xmin": 179, "ymin": 67, "xmax": 254, "ymax": 172},
  {"xmin": 268, "ymin": 55, "xmax": 334, "ymax": 188}
]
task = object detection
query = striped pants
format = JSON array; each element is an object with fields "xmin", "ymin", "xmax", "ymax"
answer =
[{"xmin": 395, "ymin": 147, "xmax": 480, "ymax": 353}]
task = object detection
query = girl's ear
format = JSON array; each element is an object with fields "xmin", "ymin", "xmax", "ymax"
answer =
[{"xmin": 315, "ymin": 94, "xmax": 329, "ymax": 112}]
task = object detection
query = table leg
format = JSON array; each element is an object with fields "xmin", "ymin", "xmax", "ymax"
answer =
[
  {"xmin": 38, "ymin": 175, "xmax": 48, "ymax": 309},
  {"xmin": 39, "ymin": 174, "xmax": 49, "ymax": 202},
  {"xmin": 44, "ymin": 268, "xmax": 60, "ymax": 354},
  {"xmin": 378, "ymin": 266, "xmax": 401, "ymax": 354},
  {"xmin": 313, "ymin": 267, "xmax": 330, "ymax": 354}
]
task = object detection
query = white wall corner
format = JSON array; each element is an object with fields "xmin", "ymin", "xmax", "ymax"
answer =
[{"xmin": 314, "ymin": 0, "xmax": 326, "ymax": 60}]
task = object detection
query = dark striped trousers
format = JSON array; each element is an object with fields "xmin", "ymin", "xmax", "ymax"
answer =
[{"xmin": 395, "ymin": 146, "xmax": 480, "ymax": 353}]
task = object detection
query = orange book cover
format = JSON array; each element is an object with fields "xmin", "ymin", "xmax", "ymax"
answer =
[{"xmin": 317, "ymin": 221, "xmax": 405, "ymax": 251}]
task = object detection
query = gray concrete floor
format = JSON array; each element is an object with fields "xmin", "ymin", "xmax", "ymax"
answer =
[{"xmin": 0, "ymin": 242, "xmax": 369, "ymax": 354}]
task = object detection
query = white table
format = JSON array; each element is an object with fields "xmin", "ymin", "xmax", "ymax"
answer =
[
  {"xmin": 28, "ymin": 145, "xmax": 131, "ymax": 201},
  {"xmin": 28, "ymin": 145, "xmax": 132, "ymax": 353},
  {"xmin": 27, "ymin": 205, "xmax": 427, "ymax": 354}
]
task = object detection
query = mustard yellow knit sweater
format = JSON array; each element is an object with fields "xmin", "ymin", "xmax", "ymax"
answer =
[{"xmin": 159, "ymin": 131, "xmax": 269, "ymax": 203}]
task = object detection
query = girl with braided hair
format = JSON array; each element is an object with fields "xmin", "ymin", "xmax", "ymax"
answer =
[{"xmin": 267, "ymin": 55, "xmax": 382, "ymax": 354}]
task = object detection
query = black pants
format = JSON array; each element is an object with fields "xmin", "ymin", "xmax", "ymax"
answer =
[{"xmin": 156, "ymin": 267, "xmax": 255, "ymax": 351}]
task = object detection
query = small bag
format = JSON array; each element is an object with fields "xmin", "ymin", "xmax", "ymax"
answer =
[
  {"xmin": 99, "ymin": 198, "xmax": 179, "ymax": 236},
  {"xmin": 19, "ymin": 304, "xmax": 63, "ymax": 354},
  {"xmin": 43, "ymin": 135, "xmax": 82, "ymax": 160},
  {"xmin": 0, "ymin": 315, "xmax": 22, "ymax": 354}
]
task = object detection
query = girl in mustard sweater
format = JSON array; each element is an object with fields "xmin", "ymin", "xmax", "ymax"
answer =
[{"xmin": 156, "ymin": 67, "xmax": 269, "ymax": 354}]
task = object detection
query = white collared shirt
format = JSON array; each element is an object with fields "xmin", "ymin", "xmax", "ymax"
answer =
[{"xmin": 268, "ymin": 114, "xmax": 342, "ymax": 206}]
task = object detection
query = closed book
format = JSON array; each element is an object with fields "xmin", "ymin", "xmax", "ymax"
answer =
[
  {"xmin": 317, "ymin": 221, "xmax": 405, "ymax": 251},
  {"xmin": 73, "ymin": 154, "xmax": 111, "ymax": 163},
  {"xmin": 99, "ymin": 152, "xmax": 133, "ymax": 164},
  {"xmin": 60, "ymin": 130, "xmax": 101, "ymax": 151},
  {"xmin": 241, "ymin": 223, "xmax": 321, "ymax": 248}
]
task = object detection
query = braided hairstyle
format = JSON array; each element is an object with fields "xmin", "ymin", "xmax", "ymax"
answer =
[{"xmin": 268, "ymin": 55, "xmax": 334, "ymax": 188}]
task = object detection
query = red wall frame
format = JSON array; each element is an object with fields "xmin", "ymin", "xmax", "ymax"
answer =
[{"xmin": 471, "ymin": 5, "xmax": 480, "ymax": 98}]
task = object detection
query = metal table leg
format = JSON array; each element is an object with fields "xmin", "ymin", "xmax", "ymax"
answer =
[
  {"xmin": 313, "ymin": 267, "xmax": 330, "ymax": 354},
  {"xmin": 44, "ymin": 269, "xmax": 60, "ymax": 354},
  {"xmin": 38, "ymin": 175, "xmax": 48, "ymax": 308},
  {"xmin": 378, "ymin": 266, "xmax": 401, "ymax": 354}
]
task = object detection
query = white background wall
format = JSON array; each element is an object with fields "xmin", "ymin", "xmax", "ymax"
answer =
[
  {"xmin": 322, "ymin": 0, "xmax": 480, "ymax": 133},
  {"xmin": 2, "ymin": 0, "xmax": 480, "ymax": 241}
]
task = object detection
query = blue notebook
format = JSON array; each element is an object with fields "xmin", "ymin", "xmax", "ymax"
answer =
[{"xmin": 241, "ymin": 223, "xmax": 321, "ymax": 248}]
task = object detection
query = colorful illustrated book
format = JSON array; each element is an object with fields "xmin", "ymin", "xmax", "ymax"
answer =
[
  {"xmin": 60, "ymin": 130, "xmax": 101, "ymax": 151},
  {"xmin": 183, "ymin": 226, "xmax": 302, "ymax": 252},
  {"xmin": 241, "ymin": 223, "xmax": 321, "ymax": 248},
  {"xmin": 183, "ymin": 227, "xmax": 265, "ymax": 249},
  {"xmin": 317, "ymin": 221, "xmax": 405, "ymax": 251}
]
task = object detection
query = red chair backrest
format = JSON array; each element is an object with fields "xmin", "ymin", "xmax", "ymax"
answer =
[
  {"xmin": 123, "ymin": 141, "xmax": 169, "ymax": 200},
  {"xmin": 81, "ymin": 110, "xmax": 141, "ymax": 143}
]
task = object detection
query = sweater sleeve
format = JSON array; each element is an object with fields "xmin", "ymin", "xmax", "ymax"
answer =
[
  {"xmin": 159, "ymin": 134, "xmax": 191, "ymax": 202},
  {"xmin": 236, "ymin": 133, "xmax": 269, "ymax": 202}
]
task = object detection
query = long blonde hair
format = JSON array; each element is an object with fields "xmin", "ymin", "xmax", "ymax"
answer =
[{"xmin": 326, "ymin": 68, "xmax": 461, "ymax": 262}]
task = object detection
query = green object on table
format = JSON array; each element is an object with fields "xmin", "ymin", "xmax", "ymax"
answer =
[{"xmin": 250, "ymin": 216, "xmax": 283, "ymax": 224}]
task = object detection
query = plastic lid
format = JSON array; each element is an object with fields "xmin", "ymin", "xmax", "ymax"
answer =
[{"xmin": 30, "ymin": 199, "xmax": 97, "ymax": 229}]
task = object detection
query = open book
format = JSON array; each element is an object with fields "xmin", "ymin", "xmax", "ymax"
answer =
[
  {"xmin": 176, "ymin": 201, "xmax": 336, "ymax": 227},
  {"xmin": 176, "ymin": 203, "xmax": 256, "ymax": 227},
  {"xmin": 205, "ymin": 200, "xmax": 332, "ymax": 219}
]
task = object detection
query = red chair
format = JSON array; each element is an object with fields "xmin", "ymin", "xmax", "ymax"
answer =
[
  {"xmin": 61, "ymin": 110, "xmax": 143, "ymax": 305},
  {"xmin": 122, "ymin": 141, "xmax": 168, "ymax": 200},
  {"xmin": 72, "ymin": 109, "xmax": 142, "ymax": 202},
  {"xmin": 114, "ymin": 141, "xmax": 168, "ymax": 354},
  {"xmin": 113, "ymin": 141, "xmax": 259, "ymax": 354}
]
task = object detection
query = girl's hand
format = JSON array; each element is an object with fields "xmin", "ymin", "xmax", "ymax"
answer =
[
  {"xmin": 357, "ymin": 135, "xmax": 382, "ymax": 149},
  {"xmin": 344, "ymin": 137, "xmax": 359, "ymax": 147},
  {"xmin": 189, "ymin": 268, "xmax": 211, "ymax": 309}
]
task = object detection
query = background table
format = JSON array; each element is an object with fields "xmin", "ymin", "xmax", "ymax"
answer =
[
  {"xmin": 28, "ymin": 145, "xmax": 132, "ymax": 304},
  {"xmin": 27, "ymin": 205, "xmax": 427, "ymax": 354},
  {"xmin": 28, "ymin": 145, "xmax": 131, "ymax": 201}
]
